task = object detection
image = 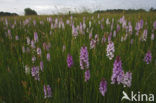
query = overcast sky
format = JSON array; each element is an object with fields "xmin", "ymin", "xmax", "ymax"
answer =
[{"xmin": 0, "ymin": 0, "xmax": 156, "ymax": 15}]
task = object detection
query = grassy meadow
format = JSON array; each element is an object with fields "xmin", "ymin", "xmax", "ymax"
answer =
[{"xmin": 0, "ymin": 12, "xmax": 156, "ymax": 103}]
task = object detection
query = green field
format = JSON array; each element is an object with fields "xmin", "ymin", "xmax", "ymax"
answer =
[{"xmin": 0, "ymin": 12, "xmax": 156, "ymax": 103}]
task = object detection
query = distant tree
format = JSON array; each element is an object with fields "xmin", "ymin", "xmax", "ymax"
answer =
[
  {"xmin": 150, "ymin": 7, "xmax": 156, "ymax": 12},
  {"xmin": 24, "ymin": 8, "xmax": 37, "ymax": 16},
  {"xmin": 150, "ymin": 7, "xmax": 154, "ymax": 11}
]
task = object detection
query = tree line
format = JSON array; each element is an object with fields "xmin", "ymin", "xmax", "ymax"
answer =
[
  {"xmin": 94, "ymin": 8, "xmax": 156, "ymax": 13},
  {"xmin": 0, "ymin": 12, "xmax": 18, "ymax": 16}
]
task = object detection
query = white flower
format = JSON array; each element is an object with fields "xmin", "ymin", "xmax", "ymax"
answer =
[
  {"xmin": 25, "ymin": 65, "xmax": 30, "ymax": 74},
  {"xmin": 106, "ymin": 41, "xmax": 115, "ymax": 60},
  {"xmin": 90, "ymin": 39, "xmax": 96, "ymax": 49}
]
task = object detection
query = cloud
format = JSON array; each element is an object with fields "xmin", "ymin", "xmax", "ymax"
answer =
[{"xmin": 0, "ymin": 0, "xmax": 156, "ymax": 15}]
